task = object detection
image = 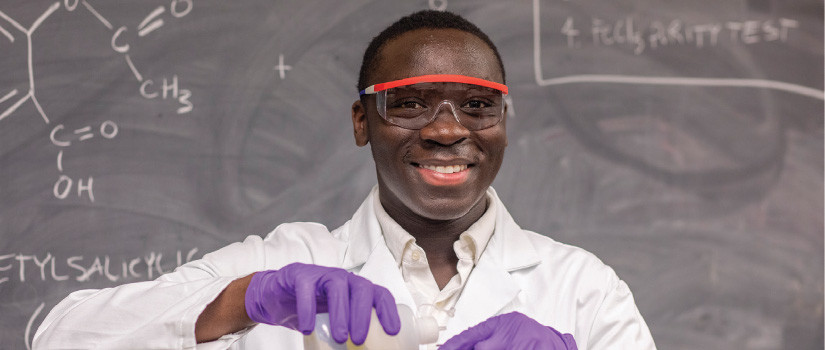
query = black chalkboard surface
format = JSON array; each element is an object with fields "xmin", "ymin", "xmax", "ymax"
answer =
[{"xmin": 1, "ymin": 0, "xmax": 822, "ymax": 349}]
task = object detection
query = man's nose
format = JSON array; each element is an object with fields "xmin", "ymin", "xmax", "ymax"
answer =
[{"xmin": 419, "ymin": 101, "xmax": 471, "ymax": 145}]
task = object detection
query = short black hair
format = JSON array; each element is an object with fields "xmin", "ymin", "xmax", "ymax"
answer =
[{"xmin": 357, "ymin": 10, "xmax": 506, "ymax": 94}]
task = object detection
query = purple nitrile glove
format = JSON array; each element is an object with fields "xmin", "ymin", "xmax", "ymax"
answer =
[
  {"xmin": 440, "ymin": 312, "xmax": 577, "ymax": 350},
  {"xmin": 244, "ymin": 262, "xmax": 401, "ymax": 344}
]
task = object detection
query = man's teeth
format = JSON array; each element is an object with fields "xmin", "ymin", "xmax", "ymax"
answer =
[{"xmin": 419, "ymin": 164, "xmax": 468, "ymax": 174}]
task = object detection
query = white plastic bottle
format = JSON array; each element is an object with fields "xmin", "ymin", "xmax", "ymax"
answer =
[{"xmin": 303, "ymin": 304, "xmax": 440, "ymax": 350}]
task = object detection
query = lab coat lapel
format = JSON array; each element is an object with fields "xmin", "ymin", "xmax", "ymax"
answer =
[
  {"xmin": 339, "ymin": 187, "xmax": 415, "ymax": 309},
  {"xmin": 442, "ymin": 248, "xmax": 521, "ymax": 342},
  {"xmin": 442, "ymin": 188, "xmax": 542, "ymax": 341},
  {"xmin": 356, "ymin": 243, "xmax": 416, "ymax": 310}
]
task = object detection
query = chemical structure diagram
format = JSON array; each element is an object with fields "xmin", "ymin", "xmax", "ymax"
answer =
[{"xmin": 0, "ymin": 0, "xmax": 195, "ymax": 203}]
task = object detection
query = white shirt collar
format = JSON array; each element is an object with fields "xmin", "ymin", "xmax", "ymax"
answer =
[{"xmin": 372, "ymin": 188, "xmax": 497, "ymax": 267}]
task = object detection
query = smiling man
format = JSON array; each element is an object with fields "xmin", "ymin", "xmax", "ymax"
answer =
[{"xmin": 34, "ymin": 10, "xmax": 656, "ymax": 350}]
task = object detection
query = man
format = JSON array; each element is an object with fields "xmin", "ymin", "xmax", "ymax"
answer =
[{"xmin": 34, "ymin": 10, "xmax": 655, "ymax": 349}]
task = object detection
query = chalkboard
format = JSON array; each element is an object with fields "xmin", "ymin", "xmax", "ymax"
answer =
[{"xmin": 1, "ymin": 0, "xmax": 822, "ymax": 349}]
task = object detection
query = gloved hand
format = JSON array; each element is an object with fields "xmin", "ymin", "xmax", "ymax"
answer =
[
  {"xmin": 244, "ymin": 262, "xmax": 401, "ymax": 344},
  {"xmin": 439, "ymin": 312, "xmax": 577, "ymax": 350}
]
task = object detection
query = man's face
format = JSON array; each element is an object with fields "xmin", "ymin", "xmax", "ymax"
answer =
[{"xmin": 353, "ymin": 28, "xmax": 507, "ymax": 221}]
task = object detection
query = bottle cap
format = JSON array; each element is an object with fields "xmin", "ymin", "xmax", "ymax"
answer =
[{"xmin": 416, "ymin": 315, "xmax": 440, "ymax": 345}]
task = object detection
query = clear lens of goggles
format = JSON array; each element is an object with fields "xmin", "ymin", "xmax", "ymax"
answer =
[{"xmin": 375, "ymin": 82, "xmax": 505, "ymax": 130}]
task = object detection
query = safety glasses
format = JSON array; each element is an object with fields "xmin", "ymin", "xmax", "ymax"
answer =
[{"xmin": 359, "ymin": 74, "xmax": 508, "ymax": 131}]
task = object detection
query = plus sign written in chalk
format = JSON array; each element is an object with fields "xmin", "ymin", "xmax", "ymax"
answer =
[{"xmin": 273, "ymin": 54, "xmax": 292, "ymax": 80}]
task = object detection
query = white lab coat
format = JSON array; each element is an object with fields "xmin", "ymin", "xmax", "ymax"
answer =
[{"xmin": 34, "ymin": 187, "xmax": 656, "ymax": 349}]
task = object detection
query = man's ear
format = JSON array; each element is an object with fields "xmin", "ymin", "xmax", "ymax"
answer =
[{"xmin": 351, "ymin": 100, "xmax": 369, "ymax": 147}]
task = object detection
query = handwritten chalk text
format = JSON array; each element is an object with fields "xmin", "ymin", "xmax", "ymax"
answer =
[
  {"xmin": 0, "ymin": 248, "xmax": 199, "ymax": 285},
  {"xmin": 560, "ymin": 16, "xmax": 800, "ymax": 54}
]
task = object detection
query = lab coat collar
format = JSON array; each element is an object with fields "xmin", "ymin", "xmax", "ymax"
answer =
[
  {"xmin": 337, "ymin": 186, "xmax": 542, "ymax": 338},
  {"xmin": 340, "ymin": 186, "xmax": 541, "ymax": 271},
  {"xmin": 484, "ymin": 186, "xmax": 543, "ymax": 272},
  {"xmin": 338, "ymin": 186, "xmax": 384, "ymax": 271},
  {"xmin": 338, "ymin": 187, "xmax": 415, "ymax": 308}
]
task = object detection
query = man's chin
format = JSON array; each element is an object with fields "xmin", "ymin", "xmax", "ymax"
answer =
[{"xmin": 411, "ymin": 196, "xmax": 486, "ymax": 222}]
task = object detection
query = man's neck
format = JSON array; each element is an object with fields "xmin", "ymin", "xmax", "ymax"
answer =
[{"xmin": 378, "ymin": 191, "xmax": 488, "ymax": 262}]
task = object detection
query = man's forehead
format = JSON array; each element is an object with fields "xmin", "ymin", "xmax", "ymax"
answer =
[{"xmin": 371, "ymin": 28, "xmax": 503, "ymax": 84}]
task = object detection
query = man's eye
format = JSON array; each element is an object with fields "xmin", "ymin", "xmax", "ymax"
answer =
[
  {"xmin": 399, "ymin": 101, "xmax": 425, "ymax": 109},
  {"xmin": 463, "ymin": 99, "xmax": 492, "ymax": 109}
]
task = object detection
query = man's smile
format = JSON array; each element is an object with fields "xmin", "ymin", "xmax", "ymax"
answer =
[
  {"xmin": 412, "ymin": 161, "xmax": 473, "ymax": 186},
  {"xmin": 417, "ymin": 164, "xmax": 468, "ymax": 174}
]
